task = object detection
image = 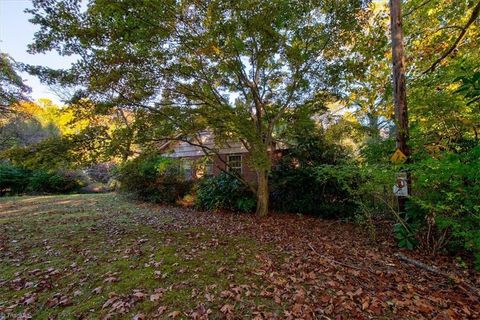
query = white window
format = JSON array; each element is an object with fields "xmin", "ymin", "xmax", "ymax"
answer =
[{"xmin": 227, "ymin": 154, "xmax": 242, "ymax": 175}]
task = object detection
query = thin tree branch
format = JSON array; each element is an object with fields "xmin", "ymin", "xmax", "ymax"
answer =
[
  {"xmin": 395, "ymin": 252, "xmax": 480, "ymax": 297},
  {"xmin": 403, "ymin": 0, "xmax": 432, "ymax": 18}
]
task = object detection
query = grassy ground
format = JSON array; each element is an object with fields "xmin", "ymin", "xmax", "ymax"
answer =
[
  {"xmin": 0, "ymin": 194, "xmax": 277, "ymax": 319},
  {"xmin": 1, "ymin": 194, "xmax": 479, "ymax": 319}
]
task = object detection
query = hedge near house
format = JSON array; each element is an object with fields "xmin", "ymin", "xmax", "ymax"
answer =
[
  {"xmin": 118, "ymin": 154, "xmax": 192, "ymax": 204},
  {"xmin": 195, "ymin": 173, "xmax": 256, "ymax": 213}
]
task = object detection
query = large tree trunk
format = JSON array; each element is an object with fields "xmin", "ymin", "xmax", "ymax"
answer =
[
  {"xmin": 390, "ymin": 0, "xmax": 410, "ymax": 215},
  {"xmin": 256, "ymin": 170, "xmax": 269, "ymax": 216},
  {"xmin": 390, "ymin": 0, "xmax": 409, "ymax": 157}
]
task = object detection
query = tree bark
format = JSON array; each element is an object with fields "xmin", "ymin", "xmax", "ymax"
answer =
[
  {"xmin": 256, "ymin": 169, "xmax": 269, "ymax": 217},
  {"xmin": 390, "ymin": 0, "xmax": 410, "ymax": 215},
  {"xmin": 390, "ymin": 0, "xmax": 409, "ymax": 158}
]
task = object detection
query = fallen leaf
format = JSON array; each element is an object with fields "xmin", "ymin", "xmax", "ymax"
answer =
[
  {"xmin": 24, "ymin": 295, "xmax": 36, "ymax": 305},
  {"xmin": 157, "ymin": 306, "xmax": 167, "ymax": 315},
  {"xmin": 92, "ymin": 287, "xmax": 103, "ymax": 294},
  {"xmin": 168, "ymin": 310, "xmax": 181, "ymax": 318},
  {"xmin": 104, "ymin": 277, "xmax": 119, "ymax": 283},
  {"xmin": 150, "ymin": 293, "xmax": 162, "ymax": 302},
  {"xmin": 220, "ymin": 303, "xmax": 234, "ymax": 314}
]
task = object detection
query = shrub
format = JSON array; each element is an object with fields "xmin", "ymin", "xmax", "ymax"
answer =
[
  {"xmin": 27, "ymin": 170, "xmax": 84, "ymax": 194},
  {"xmin": 270, "ymin": 163, "xmax": 359, "ymax": 218},
  {"xmin": 269, "ymin": 125, "xmax": 359, "ymax": 218},
  {"xmin": 196, "ymin": 173, "xmax": 256, "ymax": 212},
  {"xmin": 408, "ymin": 145, "xmax": 480, "ymax": 269},
  {"xmin": 0, "ymin": 163, "xmax": 84, "ymax": 195},
  {"xmin": 118, "ymin": 154, "xmax": 192, "ymax": 203},
  {"xmin": 0, "ymin": 163, "xmax": 30, "ymax": 195}
]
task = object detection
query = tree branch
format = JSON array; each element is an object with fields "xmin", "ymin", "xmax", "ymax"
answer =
[
  {"xmin": 395, "ymin": 252, "xmax": 480, "ymax": 297},
  {"xmin": 403, "ymin": 0, "xmax": 432, "ymax": 18},
  {"xmin": 423, "ymin": 0, "xmax": 480, "ymax": 74}
]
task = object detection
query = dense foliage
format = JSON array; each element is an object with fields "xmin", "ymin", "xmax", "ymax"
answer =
[
  {"xmin": 0, "ymin": 163, "xmax": 30, "ymax": 195},
  {"xmin": 270, "ymin": 128, "xmax": 358, "ymax": 218},
  {"xmin": 0, "ymin": 52, "xmax": 31, "ymax": 114},
  {"xmin": 118, "ymin": 155, "xmax": 192, "ymax": 204},
  {"xmin": 196, "ymin": 173, "xmax": 256, "ymax": 213},
  {"xmin": 84, "ymin": 162, "xmax": 117, "ymax": 184},
  {"xmin": 271, "ymin": 164, "xmax": 359, "ymax": 218},
  {"xmin": 409, "ymin": 146, "xmax": 480, "ymax": 268},
  {"xmin": 0, "ymin": 163, "xmax": 84, "ymax": 196}
]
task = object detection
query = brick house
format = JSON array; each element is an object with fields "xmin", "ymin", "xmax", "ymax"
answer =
[{"xmin": 158, "ymin": 131, "xmax": 285, "ymax": 183}]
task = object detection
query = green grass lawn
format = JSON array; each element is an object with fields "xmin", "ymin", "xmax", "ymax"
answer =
[{"xmin": 0, "ymin": 194, "xmax": 278, "ymax": 319}]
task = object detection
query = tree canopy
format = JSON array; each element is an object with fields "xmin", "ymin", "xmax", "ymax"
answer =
[
  {"xmin": 26, "ymin": 0, "xmax": 370, "ymax": 215},
  {"xmin": 0, "ymin": 52, "xmax": 31, "ymax": 115}
]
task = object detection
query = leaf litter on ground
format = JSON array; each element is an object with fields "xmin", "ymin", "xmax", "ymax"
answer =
[{"xmin": 0, "ymin": 193, "xmax": 478, "ymax": 319}]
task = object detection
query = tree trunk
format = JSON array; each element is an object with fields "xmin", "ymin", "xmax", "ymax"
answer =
[
  {"xmin": 256, "ymin": 170, "xmax": 269, "ymax": 216},
  {"xmin": 390, "ymin": 0, "xmax": 409, "ymax": 157},
  {"xmin": 390, "ymin": 0, "xmax": 410, "ymax": 216}
]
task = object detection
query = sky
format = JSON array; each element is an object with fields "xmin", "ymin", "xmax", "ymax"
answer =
[{"xmin": 0, "ymin": 0, "xmax": 76, "ymax": 105}]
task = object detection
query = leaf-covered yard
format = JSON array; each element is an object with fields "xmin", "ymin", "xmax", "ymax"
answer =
[{"xmin": 0, "ymin": 194, "xmax": 478, "ymax": 319}]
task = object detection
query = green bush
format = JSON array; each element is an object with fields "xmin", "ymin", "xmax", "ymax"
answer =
[
  {"xmin": 0, "ymin": 163, "xmax": 84, "ymax": 195},
  {"xmin": 118, "ymin": 154, "xmax": 192, "ymax": 203},
  {"xmin": 269, "ymin": 125, "xmax": 359, "ymax": 218},
  {"xmin": 408, "ymin": 145, "xmax": 480, "ymax": 269},
  {"xmin": 0, "ymin": 163, "xmax": 30, "ymax": 195},
  {"xmin": 196, "ymin": 173, "xmax": 256, "ymax": 212},
  {"xmin": 27, "ymin": 170, "xmax": 84, "ymax": 194},
  {"xmin": 270, "ymin": 163, "xmax": 359, "ymax": 218}
]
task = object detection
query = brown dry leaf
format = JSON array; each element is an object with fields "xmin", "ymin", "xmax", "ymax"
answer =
[
  {"xmin": 291, "ymin": 303, "xmax": 303, "ymax": 317},
  {"xmin": 157, "ymin": 306, "xmax": 167, "ymax": 315},
  {"xmin": 58, "ymin": 296, "xmax": 72, "ymax": 307},
  {"xmin": 320, "ymin": 294, "xmax": 330, "ymax": 304},
  {"xmin": 24, "ymin": 295, "xmax": 36, "ymax": 305},
  {"xmin": 293, "ymin": 288, "xmax": 306, "ymax": 304},
  {"xmin": 220, "ymin": 303, "xmax": 234, "ymax": 314},
  {"xmin": 168, "ymin": 310, "xmax": 181, "ymax": 318},
  {"xmin": 92, "ymin": 287, "xmax": 103, "ymax": 294},
  {"xmin": 205, "ymin": 293, "xmax": 214, "ymax": 302},
  {"xmin": 220, "ymin": 290, "xmax": 233, "ymax": 299},
  {"xmin": 150, "ymin": 293, "xmax": 162, "ymax": 302},
  {"xmin": 362, "ymin": 300, "xmax": 369, "ymax": 310},
  {"xmin": 132, "ymin": 290, "xmax": 146, "ymax": 300},
  {"xmin": 104, "ymin": 276, "xmax": 119, "ymax": 283},
  {"xmin": 274, "ymin": 294, "xmax": 281, "ymax": 304}
]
